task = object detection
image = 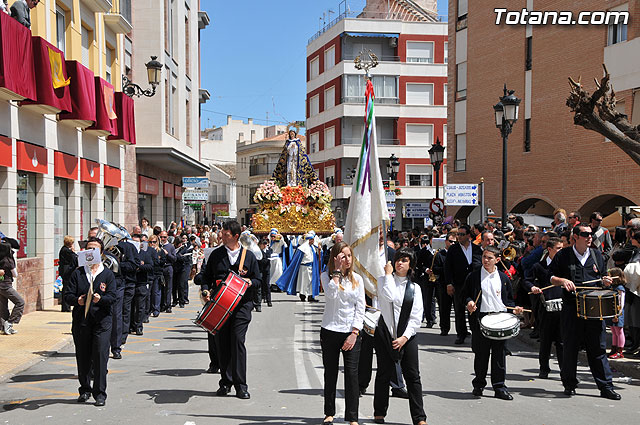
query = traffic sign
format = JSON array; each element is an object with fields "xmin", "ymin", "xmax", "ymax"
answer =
[
  {"xmin": 444, "ymin": 184, "xmax": 479, "ymax": 206},
  {"xmin": 182, "ymin": 177, "xmax": 209, "ymax": 188},
  {"xmin": 430, "ymin": 198, "xmax": 444, "ymax": 214},
  {"xmin": 183, "ymin": 189, "xmax": 208, "ymax": 201}
]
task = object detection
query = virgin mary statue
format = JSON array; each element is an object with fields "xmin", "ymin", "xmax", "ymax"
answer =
[{"xmin": 271, "ymin": 130, "xmax": 317, "ymax": 187}]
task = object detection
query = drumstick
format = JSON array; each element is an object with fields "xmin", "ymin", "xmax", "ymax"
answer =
[
  {"xmin": 528, "ymin": 277, "xmax": 620, "ymax": 294},
  {"xmin": 506, "ymin": 306, "xmax": 532, "ymax": 313},
  {"xmin": 470, "ymin": 290, "xmax": 482, "ymax": 315}
]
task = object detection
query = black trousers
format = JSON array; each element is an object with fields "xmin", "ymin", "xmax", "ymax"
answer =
[
  {"xmin": 259, "ymin": 278, "xmax": 271, "ymax": 304},
  {"xmin": 420, "ymin": 282, "xmax": 437, "ymax": 323},
  {"xmin": 539, "ymin": 310, "xmax": 563, "ymax": 374},
  {"xmin": 453, "ymin": 287, "xmax": 469, "ymax": 338},
  {"xmin": 131, "ymin": 284, "xmax": 148, "ymax": 332},
  {"xmin": 373, "ymin": 318, "xmax": 426, "ymax": 424},
  {"xmin": 110, "ymin": 283, "xmax": 124, "ymax": 354},
  {"xmin": 215, "ymin": 301, "xmax": 252, "ymax": 392},
  {"xmin": 561, "ymin": 304, "xmax": 613, "ymax": 391},
  {"xmin": 470, "ymin": 315, "xmax": 506, "ymax": 390},
  {"xmin": 530, "ymin": 294, "xmax": 543, "ymax": 330},
  {"xmin": 437, "ymin": 285, "xmax": 453, "ymax": 334},
  {"xmin": 150, "ymin": 275, "xmax": 163, "ymax": 314},
  {"xmin": 359, "ymin": 331, "xmax": 406, "ymax": 392},
  {"xmin": 121, "ymin": 281, "xmax": 135, "ymax": 343},
  {"xmin": 161, "ymin": 267, "xmax": 173, "ymax": 310},
  {"xmin": 173, "ymin": 267, "xmax": 190, "ymax": 305},
  {"xmin": 73, "ymin": 321, "xmax": 111, "ymax": 399},
  {"xmin": 207, "ymin": 332, "xmax": 219, "ymax": 370},
  {"xmin": 320, "ymin": 328, "xmax": 361, "ymax": 422}
]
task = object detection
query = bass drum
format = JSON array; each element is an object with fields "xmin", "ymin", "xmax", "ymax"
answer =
[{"xmin": 194, "ymin": 272, "xmax": 248, "ymax": 335}]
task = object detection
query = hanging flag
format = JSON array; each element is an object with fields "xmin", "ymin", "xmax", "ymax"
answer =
[
  {"xmin": 47, "ymin": 47, "xmax": 70, "ymax": 89},
  {"xmin": 344, "ymin": 78, "xmax": 390, "ymax": 298},
  {"xmin": 104, "ymin": 85, "xmax": 117, "ymax": 120}
]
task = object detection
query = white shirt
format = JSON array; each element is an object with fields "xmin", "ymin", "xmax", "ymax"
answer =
[
  {"xmin": 461, "ymin": 242, "xmax": 473, "ymax": 265},
  {"xmin": 321, "ymin": 272, "xmax": 365, "ymax": 333},
  {"xmin": 546, "ymin": 256, "xmax": 552, "ymax": 266},
  {"xmin": 479, "ymin": 267, "xmax": 506, "ymax": 313},
  {"xmin": 84, "ymin": 263, "xmax": 105, "ymax": 284},
  {"xmin": 572, "ymin": 246, "xmax": 590, "ymax": 266},
  {"xmin": 377, "ymin": 274, "xmax": 423, "ymax": 340},
  {"xmin": 225, "ymin": 245, "xmax": 241, "ymax": 265}
]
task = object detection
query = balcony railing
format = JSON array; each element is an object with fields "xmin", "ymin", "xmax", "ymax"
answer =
[
  {"xmin": 250, "ymin": 164, "xmax": 274, "ymax": 176},
  {"xmin": 342, "ymin": 96, "xmax": 398, "ymax": 104},
  {"xmin": 341, "ymin": 138, "xmax": 398, "ymax": 146},
  {"xmin": 104, "ymin": 0, "xmax": 132, "ymax": 34}
]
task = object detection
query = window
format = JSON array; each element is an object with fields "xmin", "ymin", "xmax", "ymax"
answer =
[
  {"xmin": 406, "ymin": 41, "xmax": 434, "ymax": 63},
  {"xmin": 310, "ymin": 132, "xmax": 319, "ymax": 153},
  {"xmin": 406, "ymin": 165, "xmax": 432, "ymax": 186},
  {"xmin": 456, "ymin": 62, "xmax": 467, "ymax": 99},
  {"xmin": 81, "ymin": 183, "xmax": 93, "ymax": 239},
  {"xmin": 343, "ymin": 75, "xmax": 398, "ymax": 104},
  {"xmin": 104, "ymin": 187, "xmax": 114, "ymax": 222},
  {"xmin": 443, "ymin": 124, "xmax": 447, "ymax": 145},
  {"xmin": 455, "ymin": 134, "xmax": 466, "ymax": 171},
  {"xmin": 608, "ymin": 20, "xmax": 628, "ymax": 45},
  {"xmin": 524, "ymin": 118, "xmax": 531, "ymax": 152},
  {"xmin": 105, "ymin": 46, "xmax": 114, "ymax": 84},
  {"xmin": 56, "ymin": 6, "xmax": 66, "ymax": 54},
  {"xmin": 81, "ymin": 25, "xmax": 92, "ymax": 68},
  {"xmin": 525, "ymin": 36, "xmax": 532, "ymax": 70},
  {"xmin": 309, "ymin": 95, "xmax": 319, "ymax": 116},
  {"xmin": 54, "ymin": 179, "xmax": 69, "ymax": 264},
  {"xmin": 17, "ymin": 172, "xmax": 37, "ymax": 259},
  {"xmin": 324, "ymin": 86, "xmax": 335, "ymax": 110},
  {"xmin": 170, "ymin": 77, "xmax": 178, "ymax": 136},
  {"xmin": 406, "ymin": 83, "xmax": 434, "ymax": 105},
  {"xmin": 185, "ymin": 15, "xmax": 190, "ymax": 76},
  {"xmin": 324, "ymin": 127, "xmax": 335, "ymax": 150},
  {"xmin": 406, "ymin": 124, "xmax": 433, "ymax": 146},
  {"xmin": 310, "ymin": 56, "xmax": 319, "ymax": 79},
  {"xmin": 163, "ymin": 197, "xmax": 171, "ymax": 228},
  {"xmin": 138, "ymin": 194, "xmax": 152, "ymax": 223},
  {"xmin": 186, "ymin": 99, "xmax": 191, "ymax": 146},
  {"xmin": 457, "ymin": 0, "xmax": 468, "ymax": 18},
  {"xmin": 444, "ymin": 42, "xmax": 448, "ymax": 64},
  {"xmin": 124, "ymin": 37, "xmax": 132, "ymax": 77},
  {"xmin": 443, "ymin": 84, "xmax": 447, "ymax": 105},
  {"xmin": 324, "ymin": 46, "xmax": 335, "ymax": 71},
  {"xmin": 324, "ymin": 166, "xmax": 335, "ymax": 187},
  {"xmin": 164, "ymin": 77, "xmax": 170, "ymax": 133}
]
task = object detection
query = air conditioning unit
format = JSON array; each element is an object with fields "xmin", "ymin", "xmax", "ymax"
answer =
[{"xmin": 389, "ymin": 37, "xmax": 398, "ymax": 48}]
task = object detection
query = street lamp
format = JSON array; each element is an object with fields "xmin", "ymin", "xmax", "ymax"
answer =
[
  {"xmin": 387, "ymin": 154, "xmax": 400, "ymax": 182},
  {"xmin": 123, "ymin": 56, "xmax": 163, "ymax": 98},
  {"xmin": 428, "ymin": 137, "xmax": 445, "ymax": 200},
  {"xmin": 493, "ymin": 84, "xmax": 521, "ymax": 231}
]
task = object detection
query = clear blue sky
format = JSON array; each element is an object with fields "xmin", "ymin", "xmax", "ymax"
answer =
[{"xmin": 199, "ymin": 0, "xmax": 448, "ymax": 131}]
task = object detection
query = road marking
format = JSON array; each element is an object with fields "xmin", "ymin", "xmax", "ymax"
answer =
[{"xmin": 293, "ymin": 323, "xmax": 311, "ymax": 390}]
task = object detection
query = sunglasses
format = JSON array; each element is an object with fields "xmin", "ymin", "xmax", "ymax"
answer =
[
  {"xmin": 150, "ymin": 241, "xmax": 158, "ymax": 244},
  {"xmin": 593, "ymin": 218, "xmax": 602, "ymax": 222},
  {"xmin": 578, "ymin": 231, "xmax": 593, "ymax": 238},
  {"xmin": 458, "ymin": 233, "xmax": 467, "ymax": 237},
  {"xmin": 447, "ymin": 239, "xmax": 456, "ymax": 243}
]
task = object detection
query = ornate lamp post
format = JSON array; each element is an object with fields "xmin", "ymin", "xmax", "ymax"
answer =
[
  {"xmin": 428, "ymin": 137, "xmax": 445, "ymax": 200},
  {"xmin": 123, "ymin": 56, "xmax": 163, "ymax": 98},
  {"xmin": 493, "ymin": 85, "xmax": 521, "ymax": 231},
  {"xmin": 387, "ymin": 154, "xmax": 400, "ymax": 183}
]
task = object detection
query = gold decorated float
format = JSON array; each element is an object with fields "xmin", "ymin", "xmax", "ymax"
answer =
[{"xmin": 251, "ymin": 129, "xmax": 335, "ymax": 235}]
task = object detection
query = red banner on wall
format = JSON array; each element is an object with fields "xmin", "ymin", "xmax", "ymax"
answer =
[
  {"xmin": 16, "ymin": 141, "xmax": 47, "ymax": 174},
  {"xmin": 0, "ymin": 136, "xmax": 12, "ymax": 168},
  {"xmin": 139, "ymin": 175, "xmax": 159, "ymax": 195},
  {"xmin": 80, "ymin": 158, "xmax": 100, "ymax": 184},
  {"xmin": 163, "ymin": 182, "xmax": 174, "ymax": 198},
  {"xmin": 174, "ymin": 185, "xmax": 182, "ymax": 200},
  {"xmin": 104, "ymin": 165, "xmax": 121, "ymax": 188},
  {"xmin": 54, "ymin": 151, "xmax": 78, "ymax": 180}
]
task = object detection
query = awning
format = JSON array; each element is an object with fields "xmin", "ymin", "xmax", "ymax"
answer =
[
  {"xmin": 0, "ymin": 135, "xmax": 12, "ymax": 168},
  {"xmin": 54, "ymin": 151, "xmax": 78, "ymax": 180},
  {"xmin": 0, "ymin": 12, "xmax": 36, "ymax": 101},
  {"xmin": 107, "ymin": 92, "xmax": 136, "ymax": 145},
  {"xmin": 344, "ymin": 32, "xmax": 398, "ymax": 38},
  {"xmin": 135, "ymin": 146, "xmax": 209, "ymax": 177},
  {"xmin": 59, "ymin": 60, "xmax": 96, "ymax": 129}
]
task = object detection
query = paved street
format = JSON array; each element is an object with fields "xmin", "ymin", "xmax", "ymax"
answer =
[{"xmin": 1, "ymin": 287, "xmax": 640, "ymax": 425}]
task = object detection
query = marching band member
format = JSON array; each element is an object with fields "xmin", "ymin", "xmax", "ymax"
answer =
[
  {"xmin": 464, "ymin": 246, "xmax": 522, "ymax": 400},
  {"xmin": 64, "ymin": 237, "xmax": 116, "ymax": 406},
  {"xmin": 549, "ymin": 224, "xmax": 621, "ymax": 400},
  {"xmin": 373, "ymin": 248, "xmax": 427, "ymax": 425}
]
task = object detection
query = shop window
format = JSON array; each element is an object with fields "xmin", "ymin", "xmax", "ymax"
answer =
[
  {"xmin": 81, "ymin": 183, "xmax": 94, "ymax": 238},
  {"xmin": 17, "ymin": 172, "xmax": 37, "ymax": 258},
  {"xmin": 54, "ymin": 179, "xmax": 69, "ymax": 259},
  {"xmin": 104, "ymin": 187, "xmax": 115, "ymax": 222}
]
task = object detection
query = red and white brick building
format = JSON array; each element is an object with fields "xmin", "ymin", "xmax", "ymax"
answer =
[{"xmin": 305, "ymin": 0, "xmax": 447, "ymax": 229}]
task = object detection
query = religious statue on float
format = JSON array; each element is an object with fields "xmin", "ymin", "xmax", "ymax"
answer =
[{"xmin": 272, "ymin": 129, "xmax": 317, "ymax": 188}]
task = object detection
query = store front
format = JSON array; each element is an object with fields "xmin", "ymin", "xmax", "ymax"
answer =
[{"xmin": 138, "ymin": 175, "xmax": 159, "ymax": 225}]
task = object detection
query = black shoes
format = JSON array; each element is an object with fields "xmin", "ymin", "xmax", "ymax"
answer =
[
  {"xmin": 216, "ymin": 385, "xmax": 232, "ymax": 396},
  {"xmin": 255, "ymin": 305, "xmax": 262, "ymax": 312},
  {"xmin": 94, "ymin": 397, "xmax": 106, "ymax": 406},
  {"xmin": 267, "ymin": 301, "xmax": 273, "ymax": 307},
  {"xmin": 538, "ymin": 370, "xmax": 549, "ymax": 379},
  {"xmin": 206, "ymin": 366, "xmax": 219, "ymax": 374},
  {"xmin": 152, "ymin": 312, "xmax": 160, "ymax": 317},
  {"xmin": 373, "ymin": 418, "xmax": 385, "ymax": 424},
  {"xmin": 112, "ymin": 352, "xmax": 122, "ymax": 360},
  {"xmin": 308, "ymin": 296, "xmax": 318, "ymax": 303},
  {"xmin": 136, "ymin": 329, "xmax": 143, "ymax": 336},
  {"xmin": 440, "ymin": 331, "xmax": 449, "ymax": 336},
  {"xmin": 494, "ymin": 389, "xmax": 513, "ymax": 400},
  {"xmin": 426, "ymin": 322, "xmax": 434, "ymax": 328},
  {"xmin": 236, "ymin": 390, "xmax": 250, "ymax": 399},
  {"xmin": 77, "ymin": 392, "xmax": 91, "ymax": 403},
  {"xmin": 391, "ymin": 387, "xmax": 409, "ymax": 399},
  {"xmin": 563, "ymin": 388, "xmax": 576, "ymax": 396},
  {"xmin": 299, "ymin": 294, "xmax": 306, "ymax": 302},
  {"xmin": 179, "ymin": 304, "xmax": 185, "ymax": 308},
  {"xmin": 165, "ymin": 307, "xmax": 172, "ymax": 313},
  {"xmin": 601, "ymin": 388, "xmax": 621, "ymax": 400},
  {"xmin": 454, "ymin": 337, "xmax": 466, "ymax": 345},
  {"xmin": 359, "ymin": 387, "xmax": 367, "ymax": 396}
]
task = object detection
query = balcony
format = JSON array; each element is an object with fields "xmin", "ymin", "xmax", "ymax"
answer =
[
  {"xmin": 342, "ymin": 96, "xmax": 398, "ymax": 105},
  {"xmin": 341, "ymin": 138, "xmax": 398, "ymax": 145},
  {"xmin": 82, "ymin": 0, "xmax": 113, "ymax": 14},
  {"xmin": 198, "ymin": 11, "xmax": 211, "ymax": 30},
  {"xmin": 104, "ymin": 0, "xmax": 132, "ymax": 34},
  {"xmin": 250, "ymin": 164, "xmax": 274, "ymax": 176}
]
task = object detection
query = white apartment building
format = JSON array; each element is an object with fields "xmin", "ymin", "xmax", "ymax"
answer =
[{"xmin": 306, "ymin": 1, "xmax": 447, "ymax": 229}]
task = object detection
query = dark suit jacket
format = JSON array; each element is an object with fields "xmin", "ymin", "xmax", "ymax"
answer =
[
  {"xmin": 415, "ymin": 247, "xmax": 434, "ymax": 284},
  {"xmin": 58, "ymin": 245, "xmax": 78, "ymax": 282},
  {"xmin": 162, "ymin": 242, "xmax": 177, "ymax": 269},
  {"xmin": 523, "ymin": 259, "xmax": 562, "ymax": 300},
  {"xmin": 200, "ymin": 245, "xmax": 262, "ymax": 305},
  {"xmin": 444, "ymin": 242, "xmax": 482, "ymax": 289},
  {"xmin": 117, "ymin": 240, "xmax": 140, "ymax": 284},
  {"xmin": 10, "ymin": 1, "xmax": 31, "ymax": 28},
  {"xmin": 64, "ymin": 267, "xmax": 116, "ymax": 330},
  {"xmin": 462, "ymin": 268, "xmax": 515, "ymax": 325},
  {"xmin": 432, "ymin": 249, "xmax": 447, "ymax": 288}
]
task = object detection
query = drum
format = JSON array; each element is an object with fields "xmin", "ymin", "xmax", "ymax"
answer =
[
  {"xmin": 480, "ymin": 312, "xmax": 520, "ymax": 340},
  {"xmin": 544, "ymin": 298, "xmax": 563, "ymax": 312},
  {"xmin": 194, "ymin": 272, "xmax": 248, "ymax": 335},
  {"xmin": 363, "ymin": 307, "xmax": 381, "ymax": 337},
  {"xmin": 576, "ymin": 289, "xmax": 619, "ymax": 320}
]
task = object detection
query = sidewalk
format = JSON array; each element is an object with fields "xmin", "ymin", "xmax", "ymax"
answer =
[
  {"xmin": 515, "ymin": 325, "xmax": 640, "ymax": 380},
  {"xmin": 0, "ymin": 309, "xmax": 73, "ymax": 383}
]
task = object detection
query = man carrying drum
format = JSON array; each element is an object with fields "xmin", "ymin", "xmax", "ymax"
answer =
[
  {"xmin": 463, "ymin": 246, "xmax": 523, "ymax": 400},
  {"xmin": 200, "ymin": 220, "xmax": 262, "ymax": 400},
  {"xmin": 549, "ymin": 223, "xmax": 621, "ymax": 400}
]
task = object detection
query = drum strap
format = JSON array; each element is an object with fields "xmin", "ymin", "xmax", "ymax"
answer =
[
  {"xmin": 397, "ymin": 280, "xmax": 415, "ymax": 338},
  {"xmin": 238, "ymin": 247, "xmax": 247, "ymax": 272}
]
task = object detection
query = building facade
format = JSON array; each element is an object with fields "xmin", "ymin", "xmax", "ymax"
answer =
[
  {"xmin": 0, "ymin": 0, "xmax": 134, "ymax": 312},
  {"xmin": 447, "ymin": 0, "xmax": 640, "ymax": 223},
  {"xmin": 131, "ymin": 0, "xmax": 209, "ymax": 229},
  {"xmin": 236, "ymin": 127, "xmax": 294, "ymax": 226},
  {"xmin": 306, "ymin": 0, "xmax": 447, "ymax": 229}
]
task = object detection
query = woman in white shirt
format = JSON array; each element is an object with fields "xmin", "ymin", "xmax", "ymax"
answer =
[
  {"xmin": 320, "ymin": 241, "xmax": 366, "ymax": 425},
  {"xmin": 374, "ymin": 247, "xmax": 427, "ymax": 425}
]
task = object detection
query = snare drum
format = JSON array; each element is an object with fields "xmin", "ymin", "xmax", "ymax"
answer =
[
  {"xmin": 480, "ymin": 312, "xmax": 520, "ymax": 340},
  {"xmin": 576, "ymin": 289, "xmax": 619, "ymax": 320},
  {"xmin": 194, "ymin": 272, "xmax": 248, "ymax": 335},
  {"xmin": 544, "ymin": 298, "xmax": 563, "ymax": 313}
]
